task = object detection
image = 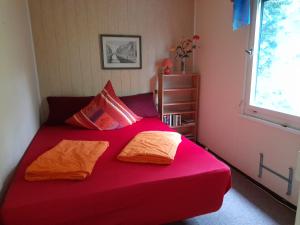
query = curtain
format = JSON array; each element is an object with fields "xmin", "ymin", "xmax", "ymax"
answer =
[{"xmin": 232, "ymin": 0, "xmax": 251, "ymax": 31}]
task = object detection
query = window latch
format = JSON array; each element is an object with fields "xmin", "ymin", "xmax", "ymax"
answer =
[{"xmin": 245, "ymin": 48, "xmax": 253, "ymax": 55}]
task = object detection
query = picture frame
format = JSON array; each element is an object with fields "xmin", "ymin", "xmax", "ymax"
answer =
[{"xmin": 100, "ymin": 34, "xmax": 142, "ymax": 69}]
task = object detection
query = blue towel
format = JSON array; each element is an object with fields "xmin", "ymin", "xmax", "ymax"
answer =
[{"xmin": 233, "ymin": 0, "xmax": 251, "ymax": 31}]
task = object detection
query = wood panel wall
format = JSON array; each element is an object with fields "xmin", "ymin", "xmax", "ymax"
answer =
[{"xmin": 28, "ymin": 0, "xmax": 194, "ymax": 120}]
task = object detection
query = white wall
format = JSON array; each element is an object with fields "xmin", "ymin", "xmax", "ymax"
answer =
[
  {"xmin": 195, "ymin": 0, "xmax": 300, "ymax": 205},
  {"xmin": 28, "ymin": 0, "xmax": 195, "ymax": 121},
  {"xmin": 0, "ymin": 0, "xmax": 40, "ymax": 198}
]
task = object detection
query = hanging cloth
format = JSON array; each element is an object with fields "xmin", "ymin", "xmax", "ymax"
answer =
[{"xmin": 232, "ymin": 0, "xmax": 251, "ymax": 31}]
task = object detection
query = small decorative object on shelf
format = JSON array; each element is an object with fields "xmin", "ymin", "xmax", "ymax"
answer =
[
  {"xmin": 163, "ymin": 114, "xmax": 182, "ymax": 127},
  {"xmin": 161, "ymin": 58, "xmax": 173, "ymax": 75},
  {"xmin": 158, "ymin": 72, "xmax": 200, "ymax": 141},
  {"xmin": 170, "ymin": 34, "xmax": 200, "ymax": 73}
]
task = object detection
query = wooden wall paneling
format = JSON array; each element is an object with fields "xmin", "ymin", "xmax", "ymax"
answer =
[
  {"xmin": 64, "ymin": 0, "xmax": 83, "ymax": 96},
  {"xmin": 118, "ymin": 0, "xmax": 128, "ymax": 97},
  {"xmin": 41, "ymin": 0, "xmax": 61, "ymax": 96},
  {"xmin": 28, "ymin": 0, "xmax": 44, "ymax": 97},
  {"xmin": 87, "ymin": 0, "xmax": 102, "ymax": 95},
  {"xmin": 109, "ymin": 0, "xmax": 123, "ymax": 97},
  {"xmin": 119, "ymin": 0, "xmax": 131, "ymax": 97},
  {"xmin": 149, "ymin": 1, "xmax": 163, "ymax": 93},
  {"xmin": 28, "ymin": 0, "xmax": 195, "ymax": 120},
  {"xmin": 136, "ymin": 0, "xmax": 148, "ymax": 94},
  {"xmin": 106, "ymin": 0, "xmax": 122, "ymax": 96},
  {"xmin": 52, "ymin": 0, "xmax": 72, "ymax": 96},
  {"xmin": 142, "ymin": 1, "xmax": 154, "ymax": 93},
  {"xmin": 127, "ymin": 0, "xmax": 139, "ymax": 95},
  {"xmin": 145, "ymin": 0, "xmax": 155, "ymax": 94},
  {"xmin": 97, "ymin": 0, "xmax": 111, "ymax": 92},
  {"xmin": 175, "ymin": 0, "xmax": 195, "ymax": 71},
  {"xmin": 32, "ymin": 0, "xmax": 49, "ymax": 98},
  {"xmin": 75, "ymin": 0, "xmax": 93, "ymax": 96},
  {"xmin": 28, "ymin": 0, "xmax": 49, "ymax": 119}
]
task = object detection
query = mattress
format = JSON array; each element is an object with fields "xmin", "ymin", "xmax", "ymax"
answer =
[{"xmin": 1, "ymin": 118, "xmax": 231, "ymax": 225}]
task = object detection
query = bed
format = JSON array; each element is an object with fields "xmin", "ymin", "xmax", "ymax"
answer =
[{"xmin": 1, "ymin": 95, "xmax": 231, "ymax": 225}]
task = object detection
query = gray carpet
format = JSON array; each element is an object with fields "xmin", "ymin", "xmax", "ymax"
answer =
[{"xmin": 169, "ymin": 169, "xmax": 296, "ymax": 225}]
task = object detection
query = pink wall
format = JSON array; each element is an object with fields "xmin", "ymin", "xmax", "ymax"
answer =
[{"xmin": 194, "ymin": 0, "xmax": 300, "ymax": 205}]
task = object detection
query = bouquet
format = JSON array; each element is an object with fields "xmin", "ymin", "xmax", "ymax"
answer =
[
  {"xmin": 170, "ymin": 35, "xmax": 200, "ymax": 73},
  {"xmin": 171, "ymin": 35, "xmax": 200, "ymax": 59}
]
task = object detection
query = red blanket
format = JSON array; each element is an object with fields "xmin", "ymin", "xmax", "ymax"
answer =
[{"xmin": 1, "ymin": 118, "xmax": 231, "ymax": 225}]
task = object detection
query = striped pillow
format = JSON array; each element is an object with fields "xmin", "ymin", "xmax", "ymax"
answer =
[{"xmin": 66, "ymin": 81, "xmax": 142, "ymax": 130}]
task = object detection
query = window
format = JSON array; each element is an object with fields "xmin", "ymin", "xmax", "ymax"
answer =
[{"xmin": 244, "ymin": 0, "xmax": 300, "ymax": 130}]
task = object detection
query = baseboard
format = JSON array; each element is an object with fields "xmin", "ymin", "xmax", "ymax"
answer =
[{"xmin": 196, "ymin": 142, "xmax": 297, "ymax": 211}]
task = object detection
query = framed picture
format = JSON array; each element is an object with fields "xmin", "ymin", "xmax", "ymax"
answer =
[{"xmin": 100, "ymin": 34, "xmax": 142, "ymax": 69}]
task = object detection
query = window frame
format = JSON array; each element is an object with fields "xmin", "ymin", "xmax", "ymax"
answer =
[{"xmin": 243, "ymin": 0, "xmax": 300, "ymax": 131}]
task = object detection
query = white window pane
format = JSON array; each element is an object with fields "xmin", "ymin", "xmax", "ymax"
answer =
[{"xmin": 250, "ymin": 0, "xmax": 300, "ymax": 117}]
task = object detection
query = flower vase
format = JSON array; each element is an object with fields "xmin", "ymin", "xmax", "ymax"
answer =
[{"xmin": 180, "ymin": 57, "xmax": 186, "ymax": 74}]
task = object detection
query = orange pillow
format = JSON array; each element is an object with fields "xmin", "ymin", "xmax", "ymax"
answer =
[
  {"xmin": 25, "ymin": 140, "xmax": 109, "ymax": 181},
  {"xmin": 66, "ymin": 81, "xmax": 142, "ymax": 130},
  {"xmin": 117, "ymin": 131, "xmax": 182, "ymax": 165}
]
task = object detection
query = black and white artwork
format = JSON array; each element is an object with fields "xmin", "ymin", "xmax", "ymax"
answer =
[{"xmin": 100, "ymin": 35, "xmax": 142, "ymax": 69}]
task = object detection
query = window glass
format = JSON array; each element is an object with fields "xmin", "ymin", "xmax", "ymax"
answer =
[{"xmin": 250, "ymin": 0, "xmax": 300, "ymax": 118}]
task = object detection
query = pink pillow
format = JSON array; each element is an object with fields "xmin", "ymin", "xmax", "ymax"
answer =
[
  {"xmin": 46, "ymin": 92, "xmax": 158, "ymax": 125},
  {"xmin": 66, "ymin": 81, "xmax": 142, "ymax": 130}
]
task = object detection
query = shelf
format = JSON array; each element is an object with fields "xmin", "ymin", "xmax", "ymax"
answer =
[
  {"xmin": 164, "ymin": 88, "xmax": 196, "ymax": 92},
  {"xmin": 170, "ymin": 122, "xmax": 195, "ymax": 129},
  {"xmin": 163, "ymin": 101, "xmax": 196, "ymax": 106},
  {"xmin": 186, "ymin": 136, "xmax": 196, "ymax": 141},
  {"xmin": 183, "ymin": 133, "xmax": 195, "ymax": 139},
  {"xmin": 163, "ymin": 110, "xmax": 196, "ymax": 115},
  {"xmin": 159, "ymin": 72, "xmax": 199, "ymax": 140},
  {"xmin": 162, "ymin": 73, "xmax": 199, "ymax": 77}
]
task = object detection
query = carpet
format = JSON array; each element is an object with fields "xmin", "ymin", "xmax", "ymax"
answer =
[{"xmin": 168, "ymin": 168, "xmax": 296, "ymax": 225}]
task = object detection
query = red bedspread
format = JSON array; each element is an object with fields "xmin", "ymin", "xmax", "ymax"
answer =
[{"xmin": 1, "ymin": 118, "xmax": 231, "ymax": 225}]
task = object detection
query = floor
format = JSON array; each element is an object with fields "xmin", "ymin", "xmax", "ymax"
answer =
[{"xmin": 169, "ymin": 169, "xmax": 296, "ymax": 225}]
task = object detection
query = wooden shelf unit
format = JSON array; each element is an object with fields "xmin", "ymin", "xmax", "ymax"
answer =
[
  {"xmin": 163, "ymin": 110, "xmax": 196, "ymax": 115},
  {"xmin": 164, "ymin": 87, "xmax": 197, "ymax": 92},
  {"xmin": 158, "ymin": 72, "xmax": 200, "ymax": 141}
]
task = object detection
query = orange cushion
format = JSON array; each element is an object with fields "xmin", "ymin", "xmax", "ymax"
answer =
[
  {"xmin": 117, "ymin": 131, "xmax": 182, "ymax": 165},
  {"xmin": 66, "ymin": 81, "xmax": 142, "ymax": 130},
  {"xmin": 25, "ymin": 140, "xmax": 109, "ymax": 181}
]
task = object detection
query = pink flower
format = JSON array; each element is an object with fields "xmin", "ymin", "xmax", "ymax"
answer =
[{"xmin": 170, "ymin": 35, "xmax": 200, "ymax": 59}]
